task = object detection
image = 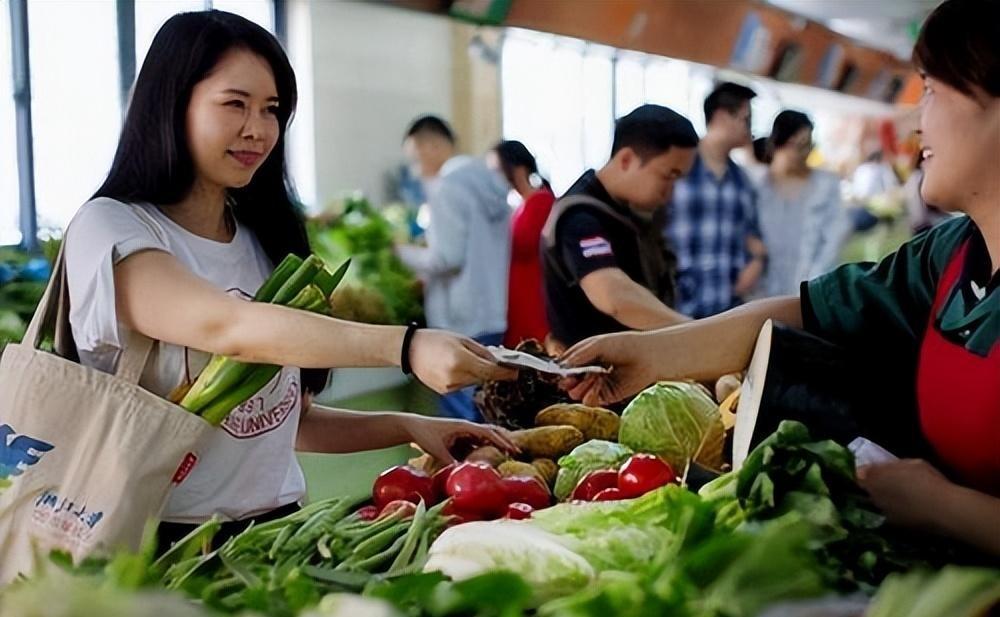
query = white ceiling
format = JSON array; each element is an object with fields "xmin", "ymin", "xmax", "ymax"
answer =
[{"xmin": 764, "ymin": 0, "xmax": 943, "ymax": 59}]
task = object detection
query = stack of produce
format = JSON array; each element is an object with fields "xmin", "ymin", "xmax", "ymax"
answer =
[
  {"xmin": 4, "ymin": 419, "xmax": 998, "ymax": 617},
  {"xmin": 373, "ymin": 459, "xmax": 552, "ymax": 524},
  {"xmin": 157, "ymin": 495, "xmax": 450, "ymax": 615},
  {"xmin": 171, "ymin": 253, "xmax": 349, "ymax": 425},
  {"xmin": 307, "ymin": 196, "xmax": 423, "ymax": 326}
]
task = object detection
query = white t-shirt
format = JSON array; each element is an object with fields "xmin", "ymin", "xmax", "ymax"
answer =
[{"xmin": 64, "ymin": 198, "xmax": 306, "ymax": 523}]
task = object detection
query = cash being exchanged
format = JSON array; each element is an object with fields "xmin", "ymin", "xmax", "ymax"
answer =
[{"xmin": 486, "ymin": 346, "xmax": 611, "ymax": 377}]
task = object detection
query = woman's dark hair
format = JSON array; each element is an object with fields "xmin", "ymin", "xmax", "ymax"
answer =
[
  {"xmin": 493, "ymin": 140, "xmax": 549, "ymax": 190},
  {"xmin": 752, "ymin": 136, "xmax": 771, "ymax": 164},
  {"xmin": 94, "ymin": 11, "xmax": 328, "ymax": 393},
  {"xmin": 913, "ymin": 0, "xmax": 999, "ymax": 99},
  {"xmin": 768, "ymin": 110, "xmax": 814, "ymax": 150}
]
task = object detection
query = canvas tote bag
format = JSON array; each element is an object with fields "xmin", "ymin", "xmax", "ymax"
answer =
[{"xmin": 0, "ymin": 247, "xmax": 215, "ymax": 582}]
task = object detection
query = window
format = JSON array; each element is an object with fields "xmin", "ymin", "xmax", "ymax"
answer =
[
  {"xmin": 28, "ymin": 0, "xmax": 121, "ymax": 232},
  {"xmin": 212, "ymin": 0, "xmax": 275, "ymax": 32},
  {"xmin": 614, "ymin": 52, "xmax": 645, "ymax": 117},
  {"xmin": 501, "ymin": 29, "xmax": 613, "ymax": 194},
  {"xmin": 1, "ymin": 10, "xmax": 19, "ymax": 245}
]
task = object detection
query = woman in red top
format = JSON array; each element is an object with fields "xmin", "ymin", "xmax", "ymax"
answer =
[
  {"xmin": 561, "ymin": 0, "xmax": 1000, "ymax": 556},
  {"xmin": 491, "ymin": 141, "xmax": 556, "ymax": 348}
]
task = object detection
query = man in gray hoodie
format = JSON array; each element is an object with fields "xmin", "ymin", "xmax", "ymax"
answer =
[{"xmin": 397, "ymin": 116, "xmax": 511, "ymax": 421}]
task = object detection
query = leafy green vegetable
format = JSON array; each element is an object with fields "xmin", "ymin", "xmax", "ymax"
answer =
[
  {"xmin": 535, "ymin": 510, "xmax": 826, "ymax": 617},
  {"xmin": 423, "ymin": 521, "xmax": 595, "ymax": 603},
  {"xmin": 704, "ymin": 420, "xmax": 978, "ymax": 593},
  {"xmin": 553, "ymin": 440, "xmax": 633, "ymax": 500},
  {"xmin": 367, "ymin": 571, "xmax": 533, "ymax": 617},
  {"xmin": 867, "ymin": 567, "xmax": 1000, "ymax": 617},
  {"xmin": 618, "ymin": 382, "xmax": 725, "ymax": 472},
  {"xmin": 307, "ymin": 196, "xmax": 423, "ymax": 326}
]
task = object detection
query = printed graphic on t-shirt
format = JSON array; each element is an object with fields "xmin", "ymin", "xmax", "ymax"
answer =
[
  {"xmin": 580, "ymin": 236, "xmax": 613, "ymax": 259},
  {"xmin": 182, "ymin": 287, "xmax": 300, "ymax": 439},
  {"xmin": 220, "ymin": 367, "xmax": 300, "ymax": 439}
]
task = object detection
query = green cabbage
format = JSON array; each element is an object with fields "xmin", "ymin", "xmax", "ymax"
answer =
[
  {"xmin": 553, "ymin": 440, "xmax": 633, "ymax": 500},
  {"xmin": 618, "ymin": 382, "xmax": 725, "ymax": 472}
]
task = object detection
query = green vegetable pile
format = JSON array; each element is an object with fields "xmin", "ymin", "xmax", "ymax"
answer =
[
  {"xmin": 4, "ymin": 422, "xmax": 996, "ymax": 617},
  {"xmin": 552, "ymin": 440, "xmax": 633, "ymax": 501},
  {"xmin": 1, "ymin": 496, "xmax": 449, "ymax": 617},
  {"xmin": 307, "ymin": 196, "xmax": 423, "ymax": 326}
]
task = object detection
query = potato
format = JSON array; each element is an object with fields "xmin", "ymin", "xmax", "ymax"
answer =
[
  {"xmin": 408, "ymin": 451, "xmax": 444, "ymax": 475},
  {"xmin": 509, "ymin": 425, "xmax": 585, "ymax": 459},
  {"xmin": 498, "ymin": 460, "xmax": 545, "ymax": 484},
  {"xmin": 465, "ymin": 445, "xmax": 508, "ymax": 467},
  {"xmin": 715, "ymin": 373, "xmax": 743, "ymax": 404},
  {"xmin": 531, "ymin": 458, "xmax": 559, "ymax": 488},
  {"xmin": 535, "ymin": 404, "xmax": 620, "ymax": 441}
]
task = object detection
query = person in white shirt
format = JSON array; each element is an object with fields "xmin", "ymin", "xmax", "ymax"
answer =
[
  {"xmin": 63, "ymin": 11, "xmax": 516, "ymax": 549},
  {"xmin": 753, "ymin": 111, "xmax": 849, "ymax": 297}
]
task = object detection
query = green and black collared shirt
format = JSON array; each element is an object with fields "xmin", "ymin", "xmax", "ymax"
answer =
[{"xmin": 802, "ymin": 215, "xmax": 999, "ymax": 359}]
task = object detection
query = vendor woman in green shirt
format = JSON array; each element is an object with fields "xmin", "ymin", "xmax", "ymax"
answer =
[{"xmin": 561, "ymin": 0, "xmax": 1000, "ymax": 557}]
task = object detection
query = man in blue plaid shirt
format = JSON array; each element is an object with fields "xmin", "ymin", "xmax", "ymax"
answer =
[{"xmin": 666, "ymin": 83, "xmax": 768, "ymax": 318}]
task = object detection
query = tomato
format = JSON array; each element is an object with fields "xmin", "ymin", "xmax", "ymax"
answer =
[
  {"xmin": 571, "ymin": 469, "xmax": 620, "ymax": 501},
  {"xmin": 501, "ymin": 476, "xmax": 551, "ymax": 510},
  {"xmin": 593, "ymin": 487, "xmax": 625, "ymax": 501},
  {"xmin": 432, "ymin": 464, "xmax": 457, "ymax": 502},
  {"xmin": 378, "ymin": 500, "xmax": 418, "ymax": 519},
  {"xmin": 445, "ymin": 462, "xmax": 508, "ymax": 516},
  {"xmin": 617, "ymin": 454, "xmax": 677, "ymax": 498},
  {"xmin": 355, "ymin": 505, "xmax": 379, "ymax": 521},
  {"xmin": 504, "ymin": 502, "xmax": 534, "ymax": 520},
  {"xmin": 372, "ymin": 465, "xmax": 435, "ymax": 510},
  {"xmin": 442, "ymin": 499, "xmax": 488, "ymax": 525}
]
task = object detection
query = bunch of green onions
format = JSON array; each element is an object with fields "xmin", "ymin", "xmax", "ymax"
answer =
[{"xmin": 173, "ymin": 254, "xmax": 349, "ymax": 425}]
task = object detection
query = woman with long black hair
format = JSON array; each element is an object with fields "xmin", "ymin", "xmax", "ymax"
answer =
[
  {"xmin": 561, "ymin": 0, "xmax": 1000, "ymax": 556},
  {"xmin": 64, "ymin": 11, "xmax": 515, "ymax": 545}
]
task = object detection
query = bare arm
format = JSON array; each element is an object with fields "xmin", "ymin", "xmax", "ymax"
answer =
[
  {"xmin": 296, "ymin": 399, "xmax": 518, "ymax": 463},
  {"xmin": 733, "ymin": 235, "xmax": 767, "ymax": 297},
  {"xmin": 935, "ymin": 483, "xmax": 1000, "ymax": 556},
  {"xmin": 858, "ymin": 459, "xmax": 1000, "ymax": 557},
  {"xmin": 579, "ymin": 267, "xmax": 689, "ymax": 330},
  {"xmin": 114, "ymin": 250, "xmax": 514, "ymax": 392},
  {"xmin": 562, "ymin": 295, "xmax": 802, "ymax": 405}
]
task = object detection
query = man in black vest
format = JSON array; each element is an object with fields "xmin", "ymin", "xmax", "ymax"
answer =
[{"xmin": 543, "ymin": 105, "xmax": 698, "ymax": 348}]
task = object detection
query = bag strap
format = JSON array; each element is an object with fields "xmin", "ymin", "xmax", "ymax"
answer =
[{"xmin": 23, "ymin": 241, "xmax": 154, "ymax": 385}]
